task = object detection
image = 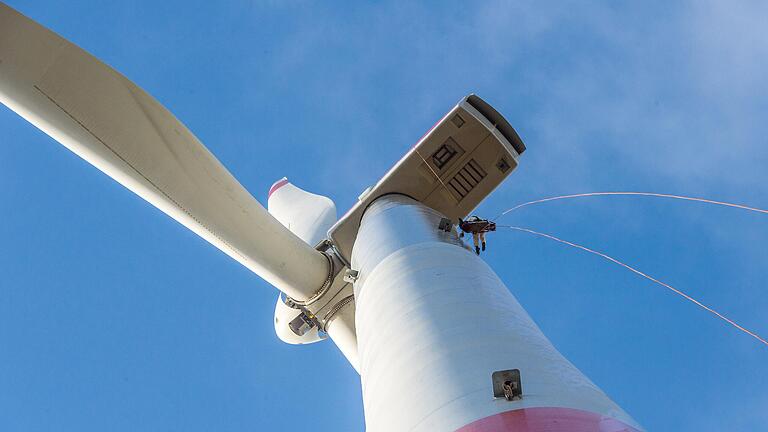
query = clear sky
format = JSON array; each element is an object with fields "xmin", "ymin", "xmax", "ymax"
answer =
[{"xmin": 1, "ymin": 1, "xmax": 767, "ymax": 430}]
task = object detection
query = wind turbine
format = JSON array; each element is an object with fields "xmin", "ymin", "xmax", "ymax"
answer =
[{"xmin": 0, "ymin": 3, "xmax": 642, "ymax": 430}]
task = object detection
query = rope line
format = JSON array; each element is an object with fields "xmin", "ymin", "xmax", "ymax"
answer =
[
  {"xmin": 414, "ymin": 148, "xmax": 458, "ymax": 203},
  {"xmin": 495, "ymin": 192, "xmax": 768, "ymax": 220},
  {"xmin": 501, "ymin": 225, "xmax": 768, "ymax": 347}
]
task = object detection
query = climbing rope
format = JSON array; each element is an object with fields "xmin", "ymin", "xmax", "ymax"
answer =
[
  {"xmin": 499, "ymin": 225, "xmax": 768, "ymax": 347},
  {"xmin": 495, "ymin": 192, "xmax": 768, "ymax": 221}
]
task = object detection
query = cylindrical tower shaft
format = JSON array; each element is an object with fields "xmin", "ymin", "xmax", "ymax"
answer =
[{"xmin": 351, "ymin": 195, "xmax": 641, "ymax": 432}]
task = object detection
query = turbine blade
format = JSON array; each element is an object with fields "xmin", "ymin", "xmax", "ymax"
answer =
[{"xmin": 0, "ymin": 3, "xmax": 328, "ymax": 301}]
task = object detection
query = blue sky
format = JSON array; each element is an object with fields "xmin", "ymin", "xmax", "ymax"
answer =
[{"xmin": 1, "ymin": 1, "xmax": 767, "ymax": 430}]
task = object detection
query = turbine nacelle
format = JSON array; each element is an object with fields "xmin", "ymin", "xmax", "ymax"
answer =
[{"xmin": 328, "ymin": 94, "xmax": 526, "ymax": 263}]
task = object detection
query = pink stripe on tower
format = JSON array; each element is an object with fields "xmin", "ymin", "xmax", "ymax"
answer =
[{"xmin": 456, "ymin": 407, "xmax": 640, "ymax": 432}]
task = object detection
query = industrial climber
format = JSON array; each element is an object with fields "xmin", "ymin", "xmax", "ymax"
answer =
[{"xmin": 458, "ymin": 216, "xmax": 496, "ymax": 255}]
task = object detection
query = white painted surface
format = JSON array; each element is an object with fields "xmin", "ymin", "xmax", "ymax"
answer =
[
  {"xmin": 267, "ymin": 179, "xmax": 337, "ymax": 247},
  {"xmin": 352, "ymin": 196, "xmax": 642, "ymax": 431},
  {"xmin": 0, "ymin": 3, "xmax": 328, "ymax": 301},
  {"xmin": 324, "ymin": 298, "xmax": 359, "ymax": 372}
]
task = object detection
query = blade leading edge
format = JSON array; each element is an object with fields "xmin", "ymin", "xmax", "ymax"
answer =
[{"xmin": 0, "ymin": 3, "xmax": 329, "ymax": 301}]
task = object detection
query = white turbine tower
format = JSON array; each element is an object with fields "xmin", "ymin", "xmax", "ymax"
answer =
[{"xmin": 0, "ymin": 3, "xmax": 642, "ymax": 430}]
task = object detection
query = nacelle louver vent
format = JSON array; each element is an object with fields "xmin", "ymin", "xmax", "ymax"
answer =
[{"xmin": 448, "ymin": 159, "xmax": 486, "ymax": 201}]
